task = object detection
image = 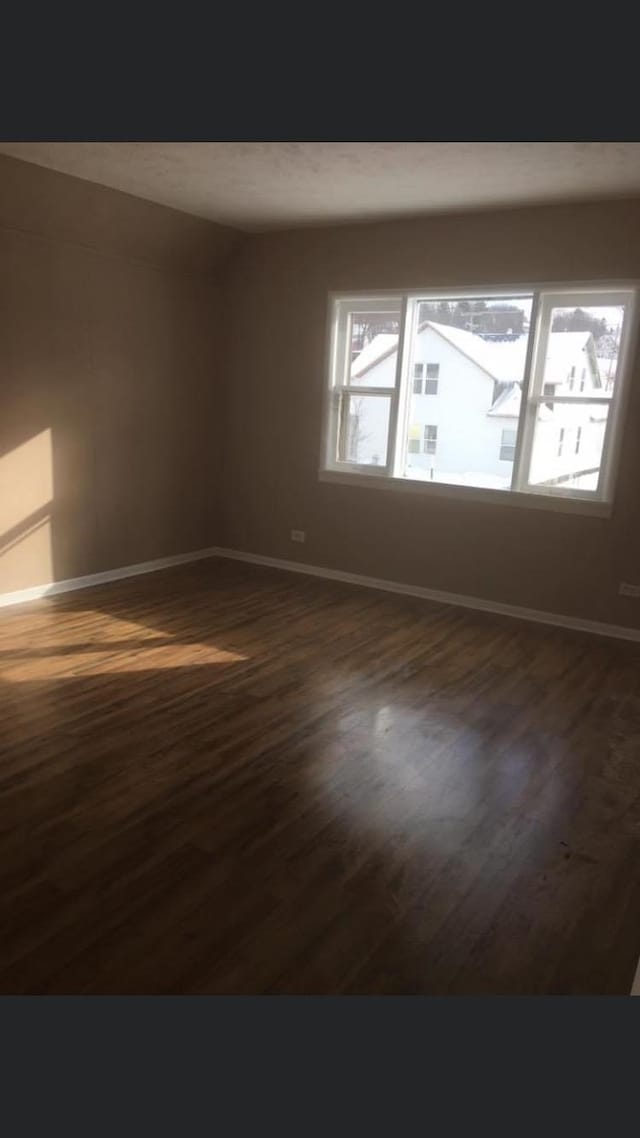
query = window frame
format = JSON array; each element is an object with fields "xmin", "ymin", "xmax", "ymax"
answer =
[
  {"xmin": 512, "ymin": 288, "xmax": 635, "ymax": 505},
  {"xmin": 320, "ymin": 283, "xmax": 639, "ymax": 517}
]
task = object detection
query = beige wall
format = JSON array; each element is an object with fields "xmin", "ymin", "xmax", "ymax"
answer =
[
  {"xmin": 0, "ymin": 155, "xmax": 242, "ymax": 593},
  {"xmin": 222, "ymin": 200, "xmax": 640, "ymax": 628},
  {"xmin": 3, "ymin": 152, "xmax": 640, "ymax": 630}
]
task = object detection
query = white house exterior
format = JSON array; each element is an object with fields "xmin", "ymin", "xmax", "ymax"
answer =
[{"xmin": 347, "ymin": 321, "xmax": 607, "ymax": 491}]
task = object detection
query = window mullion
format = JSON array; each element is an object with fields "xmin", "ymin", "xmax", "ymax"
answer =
[
  {"xmin": 512, "ymin": 292, "xmax": 542, "ymax": 492},
  {"xmin": 391, "ymin": 297, "xmax": 416, "ymax": 478},
  {"xmin": 385, "ymin": 296, "xmax": 409, "ymax": 478}
]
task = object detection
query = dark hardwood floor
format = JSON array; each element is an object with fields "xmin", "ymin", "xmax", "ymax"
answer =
[{"xmin": 1, "ymin": 556, "xmax": 639, "ymax": 994}]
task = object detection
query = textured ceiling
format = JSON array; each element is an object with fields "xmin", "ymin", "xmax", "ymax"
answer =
[{"xmin": 2, "ymin": 142, "xmax": 640, "ymax": 232}]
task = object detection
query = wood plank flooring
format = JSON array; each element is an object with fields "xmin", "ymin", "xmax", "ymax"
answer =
[{"xmin": 1, "ymin": 556, "xmax": 639, "ymax": 994}]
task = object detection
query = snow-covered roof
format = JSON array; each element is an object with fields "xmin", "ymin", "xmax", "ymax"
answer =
[
  {"xmin": 487, "ymin": 384, "xmax": 553, "ymax": 421},
  {"xmin": 351, "ymin": 324, "xmax": 528, "ymax": 384},
  {"xmin": 351, "ymin": 334, "xmax": 399, "ymax": 378},
  {"xmin": 351, "ymin": 323, "xmax": 597, "ymax": 390},
  {"xmin": 426, "ymin": 323, "xmax": 527, "ymax": 384}
]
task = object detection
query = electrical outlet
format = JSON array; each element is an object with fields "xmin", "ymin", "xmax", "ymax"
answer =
[
  {"xmin": 619, "ymin": 582, "xmax": 640, "ymax": 597},
  {"xmin": 291, "ymin": 529, "xmax": 305, "ymax": 543}
]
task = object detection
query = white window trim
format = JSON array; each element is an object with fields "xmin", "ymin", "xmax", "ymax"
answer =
[{"xmin": 319, "ymin": 282, "xmax": 639, "ymax": 517}]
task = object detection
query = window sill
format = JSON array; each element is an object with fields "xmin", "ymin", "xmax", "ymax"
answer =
[{"xmin": 318, "ymin": 468, "xmax": 613, "ymax": 518}]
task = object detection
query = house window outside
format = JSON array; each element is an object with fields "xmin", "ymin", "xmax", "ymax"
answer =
[
  {"xmin": 322, "ymin": 287, "xmax": 634, "ymax": 510},
  {"xmin": 500, "ymin": 428, "xmax": 517, "ymax": 462},
  {"xmin": 543, "ymin": 382, "xmax": 556, "ymax": 410},
  {"xmin": 424, "ymin": 425, "xmax": 438, "ymax": 455}
]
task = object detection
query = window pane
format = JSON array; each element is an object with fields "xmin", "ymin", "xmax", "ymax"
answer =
[
  {"xmin": 541, "ymin": 304, "xmax": 626, "ymax": 395},
  {"xmin": 349, "ymin": 304, "xmax": 402, "ymax": 388},
  {"xmin": 403, "ymin": 293, "xmax": 533, "ymax": 488},
  {"xmin": 527, "ymin": 401, "xmax": 609, "ymax": 492},
  {"xmin": 499, "ymin": 428, "xmax": 517, "ymax": 462},
  {"xmin": 424, "ymin": 425, "xmax": 438, "ymax": 454},
  {"xmin": 337, "ymin": 393, "xmax": 391, "ymax": 466}
]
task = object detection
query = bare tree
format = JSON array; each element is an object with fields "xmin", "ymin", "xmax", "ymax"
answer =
[{"xmin": 338, "ymin": 395, "xmax": 372, "ymax": 463}]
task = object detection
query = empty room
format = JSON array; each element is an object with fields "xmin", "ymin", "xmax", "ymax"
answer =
[{"xmin": 1, "ymin": 142, "xmax": 639, "ymax": 995}]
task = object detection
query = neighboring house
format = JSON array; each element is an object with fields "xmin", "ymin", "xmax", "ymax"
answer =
[{"xmin": 348, "ymin": 321, "xmax": 606, "ymax": 491}]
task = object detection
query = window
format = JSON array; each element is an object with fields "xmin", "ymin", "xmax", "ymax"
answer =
[
  {"xmin": 322, "ymin": 287, "xmax": 636, "ymax": 512},
  {"xmin": 414, "ymin": 362, "xmax": 439, "ymax": 394},
  {"xmin": 500, "ymin": 428, "xmax": 517, "ymax": 462},
  {"xmin": 407, "ymin": 426, "xmax": 421, "ymax": 454}
]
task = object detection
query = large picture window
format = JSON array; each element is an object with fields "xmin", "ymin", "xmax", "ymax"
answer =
[{"xmin": 321, "ymin": 286, "xmax": 636, "ymax": 512}]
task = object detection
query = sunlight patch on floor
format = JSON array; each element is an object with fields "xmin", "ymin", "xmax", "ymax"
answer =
[
  {"xmin": 0, "ymin": 607, "xmax": 247, "ymax": 680},
  {"xmin": 0, "ymin": 642, "xmax": 246, "ymax": 681}
]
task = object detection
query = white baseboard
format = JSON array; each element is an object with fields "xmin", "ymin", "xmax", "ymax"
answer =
[
  {"xmin": 1, "ymin": 541, "xmax": 639, "ymax": 644},
  {"xmin": 0, "ymin": 546, "xmax": 219, "ymax": 609},
  {"xmin": 209, "ymin": 547, "xmax": 640, "ymax": 644}
]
